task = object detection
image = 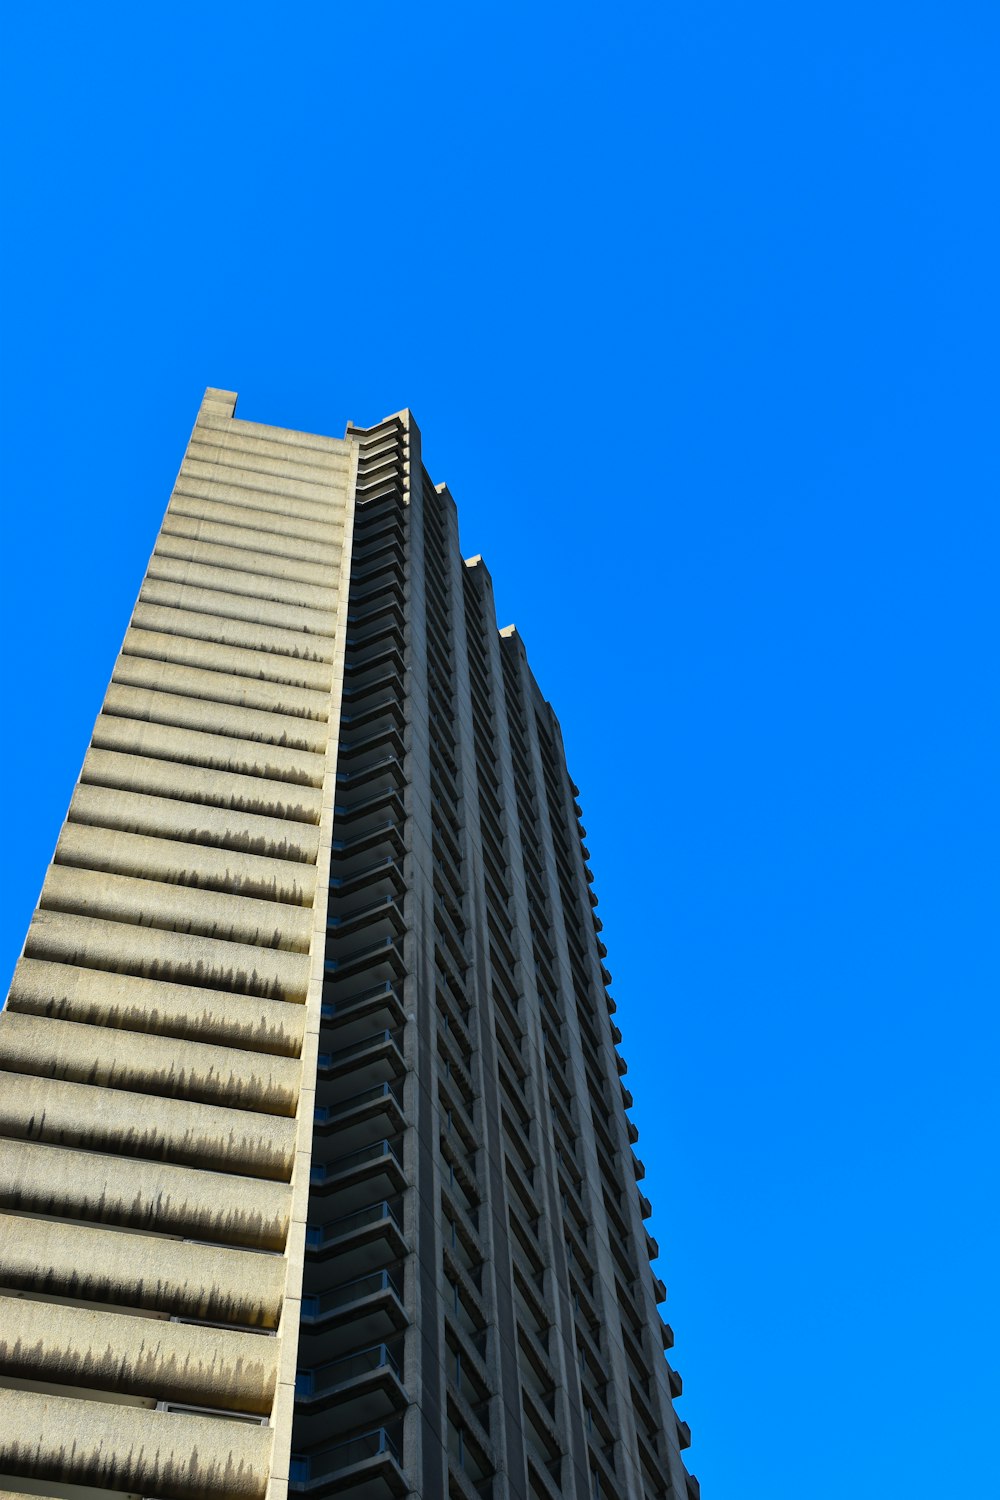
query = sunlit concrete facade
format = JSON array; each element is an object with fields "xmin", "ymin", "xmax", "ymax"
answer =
[{"xmin": 0, "ymin": 390, "xmax": 697, "ymax": 1500}]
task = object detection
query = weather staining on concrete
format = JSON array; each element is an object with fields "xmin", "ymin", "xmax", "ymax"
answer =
[{"xmin": 0, "ymin": 385, "xmax": 357, "ymax": 1497}]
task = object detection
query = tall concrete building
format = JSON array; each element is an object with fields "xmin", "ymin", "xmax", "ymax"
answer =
[{"xmin": 0, "ymin": 390, "xmax": 696, "ymax": 1500}]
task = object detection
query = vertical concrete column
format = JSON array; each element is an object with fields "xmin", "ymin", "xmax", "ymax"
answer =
[
  {"xmin": 446, "ymin": 541, "xmax": 530, "ymax": 1499},
  {"xmin": 504, "ymin": 633, "xmax": 646, "ymax": 1499}
]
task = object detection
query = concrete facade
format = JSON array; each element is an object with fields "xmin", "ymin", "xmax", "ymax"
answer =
[{"xmin": 0, "ymin": 391, "xmax": 697, "ymax": 1500}]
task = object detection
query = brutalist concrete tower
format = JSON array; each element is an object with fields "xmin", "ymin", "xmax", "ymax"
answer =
[{"xmin": 0, "ymin": 390, "xmax": 697, "ymax": 1500}]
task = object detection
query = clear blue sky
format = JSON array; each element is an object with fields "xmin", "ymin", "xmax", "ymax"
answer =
[{"xmin": 2, "ymin": 4, "xmax": 998, "ymax": 1494}]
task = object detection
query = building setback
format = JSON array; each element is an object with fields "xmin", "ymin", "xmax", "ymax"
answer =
[{"xmin": 0, "ymin": 389, "xmax": 697, "ymax": 1500}]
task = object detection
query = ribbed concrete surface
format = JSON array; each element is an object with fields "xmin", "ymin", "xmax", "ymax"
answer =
[
  {"xmin": 0, "ymin": 1070, "xmax": 298, "ymax": 1177},
  {"xmin": 0, "ymin": 387, "xmax": 358, "ymax": 1499},
  {"xmin": 54, "ymin": 823, "xmax": 318, "ymax": 905},
  {"xmin": 0, "ymin": 1213, "xmax": 286, "ymax": 1325},
  {"xmin": 0, "ymin": 1138, "xmax": 292, "ymax": 1247},
  {"xmin": 68, "ymin": 781, "xmax": 323, "ymax": 861},
  {"xmin": 81, "ymin": 745, "xmax": 324, "ymax": 821},
  {"xmin": 0, "ymin": 1011, "xmax": 300, "ymax": 1111},
  {"xmin": 0, "ymin": 1295, "xmax": 279, "ymax": 1411},
  {"xmin": 23, "ymin": 908, "xmax": 312, "ymax": 999},
  {"xmin": 8, "ymin": 957, "xmax": 308, "ymax": 1052},
  {"xmin": 0, "ymin": 1386, "xmax": 272, "ymax": 1498}
]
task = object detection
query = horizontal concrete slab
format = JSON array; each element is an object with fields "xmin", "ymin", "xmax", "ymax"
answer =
[
  {"xmin": 153, "ymin": 534, "xmax": 341, "ymax": 597},
  {"xmin": 24, "ymin": 909, "xmax": 311, "ymax": 1001},
  {"xmin": 188, "ymin": 429, "xmax": 352, "ymax": 480},
  {"xmin": 81, "ymin": 748, "xmax": 323, "ymax": 824},
  {"xmin": 115, "ymin": 647, "xmax": 333, "ymax": 722},
  {"xmin": 0, "ymin": 1070, "xmax": 298, "ymax": 1178},
  {"xmin": 0, "ymin": 1385, "xmax": 272, "ymax": 1498},
  {"xmin": 139, "ymin": 575, "xmax": 338, "ymax": 642},
  {"xmin": 168, "ymin": 489, "xmax": 349, "ymax": 549},
  {"xmin": 0, "ymin": 1137, "xmax": 291, "ymax": 1247},
  {"xmin": 55, "ymin": 822, "xmax": 317, "ymax": 907},
  {"xmin": 147, "ymin": 551, "xmax": 338, "ymax": 614},
  {"xmin": 90, "ymin": 715, "xmax": 326, "ymax": 788},
  {"xmin": 0, "ymin": 1011, "xmax": 301, "ymax": 1113},
  {"xmin": 0, "ymin": 1211, "xmax": 287, "ymax": 1325},
  {"xmin": 131, "ymin": 598, "xmax": 337, "ymax": 665},
  {"xmin": 0, "ymin": 1293, "xmax": 279, "ymax": 1411},
  {"xmin": 40, "ymin": 865, "xmax": 314, "ymax": 953},
  {"xmin": 181, "ymin": 452, "xmax": 348, "ymax": 507},
  {"xmin": 6, "ymin": 958, "xmax": 307, "ymax": 1054},
  {"xmin": 160, "ymin": 514, "xmax": 341, "ymax": 574},
  {"xmin": 68, "ymin": 782, "xmax": 321, "ymax": 863},
  {"xmin": 104, "ymin": 679, "xmax": 329, "ymax": 753},
  {"xmin": 122, "ymin": 623, "xmax": 334, "ymax": 694}
]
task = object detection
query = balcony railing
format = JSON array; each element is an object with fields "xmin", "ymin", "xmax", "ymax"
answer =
[
  {"xmin": 309, "ymin": 1136, "xmax": 402, "ymax": 1185},
  {"xmin": 323, "ymin": 935, "xmax": 404, "ymax": 977},
  {"xmin": 320, "ymin": 980, "xmax": 398, "ymax": 1023},
  {"xmin": 331, "ymin": 820, "xmax": 399, "ymax": 853},
  {"xmin": 328, "ymin": 896, "xmax": 404, "ymax": 934},
  {"xmin": 301, "ymin": 1268, "xmax": 403, "ymax": 1322},
  {"xmin": 330, "ymin": 855, "xmax": 401, "ymax": 893},
  {"xmin": 313, "ymin": 1079, "xmax": 403, "ymax": 1124},
  {"xmin": 336, "ymin": 753, "xmax": 404, "ymax": 786},
  {"xmin": 305, "ymin": 1198, "xmax": 403, "ymax": 1250},
  {"xmin": 296, "ymin": 1341, "xmax": 402, "ymax": 1399},
  {"xmin": 289, "ymin": 1427, "xmax": 402, "ymax": 1488},
  {"xmin": 318, "ymin": 1027, "xmax": 401, "ymax": 1069}
]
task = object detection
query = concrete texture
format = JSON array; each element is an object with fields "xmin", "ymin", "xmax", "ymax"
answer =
[
  {"xmin": 0, "ymin": 387, "xmax": 356, "ymax": 1500},
  {"xmin": 0, "ymin": 1387, "xmax": 272, "ymax": 1499},
  {"xmin": 7, "ymin": 957, "xmax": 308, "ymax": 1054},
  {"xmin": 0, "ymin": 1213, "xmax": 286, "ymax": 1326}
]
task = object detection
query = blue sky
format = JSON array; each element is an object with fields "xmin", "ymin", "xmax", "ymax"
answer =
[{"xmin": 2, "ymin": 3, "xmax": 999, "ymax": 1494}]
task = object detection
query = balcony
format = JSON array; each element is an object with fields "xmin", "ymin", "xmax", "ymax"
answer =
[
  {"xmin": 350, "ymin": 550, "xmax": 405, "ymax": 594},
  {"xmin": 333, "ymin": 786, "xmax": 404, "ymax": 839},
  {"xmin": 330, "ymin": 856, "xmax": 404, "ymax": 908},
  {"xmin": 347, "ymin": 591, "xmax": 404, "ymax": 629},
  {"xmin": 345, "ymin": 616, "xmax": 404, "ymax": 653},
  {"xmin": 343, "ymin": 647, "xmax": 404, "ymax": 696},
  {"xmin": 312, "ymin": 1080, "xmax": 405, "ymax": 1154},
  {"xmin": 305, "ymin": 1199, "xmax": 407, "ymax": 1279},
  {"xmin": 340, "ymin": 699, "xmax": 405, "ymax": 744},
  {"xmin": 328, "ymin": 897, "xmax": 406, "ymax": 947},
  {"xmin": 433, "ymin": 898, "xmax": 468, "ymax": 972},
  {"xmin": 308, "ymin": 1137, "xmax": 406, "ymax": 1212},
  {"xmin": 300, "ymin": 1268, "xmax": 407, "ymax": 1358},
  {"xmin": 342, "ymin": 666, "xmax": 405, "ymax": 710},
  {"xmin": 337, "ymin": 755, "xmax": 405, "ymax": 800},
  {"xmin": 321, "ymin": 981, "xmax": 404, "ymax": 1042},
  {"xmin": 295, "ymin": 1342, "xmax": 406, "ymax": 1429},
  {"xmin": 350, "ymin": 564, "xmax": 407, "ymax": 606},
  {"xmin": 324, "ymin": 935, "xmax": 405, "ymax": 987},
  {"xmin": 289, "ymin": 1426, "xmax": 407, "ymax": 1496},
  {"xmin": 339, "ymin": 722, "xmax": 405, "ymax": 766},
  {"xmin": 330, "ymin": 820, "xmax": 404, "ymax": 875}
]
